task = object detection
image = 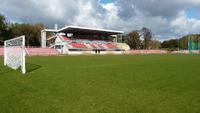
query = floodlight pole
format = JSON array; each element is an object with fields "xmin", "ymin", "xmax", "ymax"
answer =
[
  {"xmin": 199, "ymin": 37, "xmax": 200, "ymax": 54},
  {"xmin": 178, "ymin": 37, "xmax": 179, "ymax": 52},
  {"xmin": 188, "ymin": 36, "xmax": 189, "ymax": 54},
  {"xmin": 178, "ymin": 33, "xmax": 181, "ymax": 53}
]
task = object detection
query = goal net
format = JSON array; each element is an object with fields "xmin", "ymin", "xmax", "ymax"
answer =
[{"xmin": 4, "ymin": 36, "xmax": 26, "ymax": 74}]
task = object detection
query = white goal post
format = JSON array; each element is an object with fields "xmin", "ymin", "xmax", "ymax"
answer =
[{"xmin": 4, "ymin": 36, "xmax": 26, "ymax": 74}]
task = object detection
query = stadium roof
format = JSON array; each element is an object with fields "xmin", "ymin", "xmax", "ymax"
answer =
[{"xmin": 57, "ymin": 26, "xmax": 124, "ymax": 35}]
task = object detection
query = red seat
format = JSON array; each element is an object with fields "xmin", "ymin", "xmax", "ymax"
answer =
[
  {"xmin": 106, "ymin": 43, "xmax": 118, "ymax": 49},
  {"xmin": 90, "ymin": 44, "xmax": 97, "ymax": 48},
  {"xmin": 70, "ymin": 42, "xmax": 87, "ymax": 48},
  {"xmin": 62, "ymin": 36, "xmax": 70, "ymax": 40}
]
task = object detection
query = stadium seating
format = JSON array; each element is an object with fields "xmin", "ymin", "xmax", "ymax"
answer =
[
  {"xmin": 60, "ymin": 35, "xmax": 119, "ymax": 50},
  {"xmin": 62, "ymin": 36, "xmax": 70, "ymax": 41},
  {"xmin": 70, "ymin": 42, "xmax": 87, "ymax": 49},
  {"xmin": 90, "ymin": 43, "xmax": 98, "ymax": 48},
  {"xmin": 106, "ymin": 43, "xmax": 118, "ymax": 49}
]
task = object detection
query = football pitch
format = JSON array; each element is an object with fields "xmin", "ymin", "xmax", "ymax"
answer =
[{"xmin": 0, "ymin": 55, "xmax": 200, "ymax": 113}]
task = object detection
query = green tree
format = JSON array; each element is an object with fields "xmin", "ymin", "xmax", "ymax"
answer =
[
  {"xmin": 162, "ymin": 34, "xmax": 200, "ymax": 50},
  {"xmin": 142, "ymin": 27, "xmax": 153, "ymax": 49},
  {"xmin": 161, "ymin": 39, "xmax": 178, "ymax": 49},
  {"xmin": 9, "ymin": 23, "xmax": 46, "ymax": 46},
  {"xmin": 180, "ymin": 34, "xmax": 200, "ymax": 50},
  {"xmin": 0, "ymin": 14, "xmax": 8, "ymax": 44},
  {"xmin": 126, "ymin": 31, "xmax": 141, "ymax": 49},
  {"xmin": 152, "ymin": 40, "xmax": 161, "ymax": 49}
]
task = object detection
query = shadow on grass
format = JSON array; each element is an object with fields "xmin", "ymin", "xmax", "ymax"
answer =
[
  {"xmin": 26, "ymin": 63, "xmax": 42, "ymax": 73},
  {"xmin": 0, "ymin": 66, "xmax": 14, "ymax": 75},
  {"xmin": 0, "ymin": 63, "xmax": 41, "ymax": 75}
]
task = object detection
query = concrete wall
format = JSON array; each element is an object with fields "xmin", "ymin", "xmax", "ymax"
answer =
[{"xmin": 0, "ymin": 48, "xmax": 3, "ymax": 56}]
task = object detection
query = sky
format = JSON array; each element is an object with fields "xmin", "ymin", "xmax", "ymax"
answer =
[{"xmin": 0, "ymin": 0, "xmax": 200, "ymax": 40}]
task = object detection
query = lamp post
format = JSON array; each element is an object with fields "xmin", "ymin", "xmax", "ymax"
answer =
[
  {"xmin": 178, "ymin": 37, "xmax": 179, "ymax": 52},
  {"xmin": 177, "ymin": 33, "xmax": 180, "ymax": 53}
]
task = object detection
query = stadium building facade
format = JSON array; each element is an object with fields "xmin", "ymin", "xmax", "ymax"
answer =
[{"xmin": 41, "ymin": 25, "xmax": 130, "ymax": 55}]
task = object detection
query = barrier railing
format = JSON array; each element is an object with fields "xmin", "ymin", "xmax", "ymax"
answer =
[
  {"xmin": 1, "ymin": 47, "xmax": 198, "ymax": 56},
  {"xmin": 26, "ymin": 48, "xmax": 59, "ymax": 56},
  {"xmin": 0, "ymin": 47, "xmax": 3, "ymax": 56},
  {"xmin": 128, "ymin": 50, "xmax": 168, "ymax": 54}
]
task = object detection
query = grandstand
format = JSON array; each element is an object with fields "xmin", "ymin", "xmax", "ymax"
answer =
[{"xmin": 41, "ymin": 26, "xmax": 130, "ymax": 55}]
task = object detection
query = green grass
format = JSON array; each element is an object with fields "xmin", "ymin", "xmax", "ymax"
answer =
[{"xmin": 0, "ymin": 55, "xmax": 200, "ymax": 113}]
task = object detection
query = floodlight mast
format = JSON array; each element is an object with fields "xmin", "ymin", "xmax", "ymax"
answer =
[
  {"xmin": 178, "ymin": 34, "xmax": 180, "ymax": 53},
  {"xmin": 41, "ymin": 24, "xmax": 59, "ymax": 48},
  {"xmin": 197, "ymin": 35, "xmax": 200, "ymax": 54}
]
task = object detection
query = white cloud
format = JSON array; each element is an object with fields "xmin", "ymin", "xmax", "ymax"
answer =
[
  {"xmin": 102, "ymin": 3, "xmax": 122, "ymax": 29},
  {"xmin": 171, "ymin": 11, "xmax": 200, "ymax": 35},
  {"xmin": 72, "ymin": 1, "xmax": 102, "ymax": 28},
  {"xmin": 0, "ymin": 0, "xmax": 200, "ymax": 40}
]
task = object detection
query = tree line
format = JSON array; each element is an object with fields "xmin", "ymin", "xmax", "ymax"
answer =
[
  {"xmin": 123, "ymin": 28, "xmax": 161, "ymax": 49},
  {"xmin": 123, "ymin": 28, "xmax": 200, "ymax": 50},
  {"xmin": 0, "ymin": 14, "xmax": 46, "ymax": 46},
  {"xmin": 161, "ymin": 34, "xmax": 200, "ymax": 50}
]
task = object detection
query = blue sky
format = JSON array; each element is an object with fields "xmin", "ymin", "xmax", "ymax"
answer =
[
  {"xmin": 100, "ymin": 0, "xmax": 115, "ymax": 4},
  {"xmin": 100, "ymin": 0, "xmax": 199, "ymax": 20},
  {"xmin": 186, "ymin": 8, "xmax": 199, "ymax": 19}
]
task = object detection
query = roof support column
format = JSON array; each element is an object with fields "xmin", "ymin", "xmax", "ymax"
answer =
[
  {"xmin": 41, "ymin": 30, "xmax": 46, "ymax": 48},
  {"xmin": 113, "ymin": 35, "xmax": 117, "ymax": 43}
]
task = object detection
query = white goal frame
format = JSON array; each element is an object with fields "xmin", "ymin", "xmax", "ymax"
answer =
[{"xmin": 4, "ymin": 36, "xmax": 26, "ymax": 74}]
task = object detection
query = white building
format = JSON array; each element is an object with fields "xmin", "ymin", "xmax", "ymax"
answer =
[{"xmin": 41, "ymin": 26, "xmax": 130, "ymax": 55}]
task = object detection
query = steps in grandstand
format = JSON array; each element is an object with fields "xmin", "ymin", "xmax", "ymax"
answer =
[
  {"xmin": 49, "ymin": 44, "xmax": 55, "ymax": 48},
  {"xmin": 47, "ymin": 36, "xmax": 56, "ymax": 41}
]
